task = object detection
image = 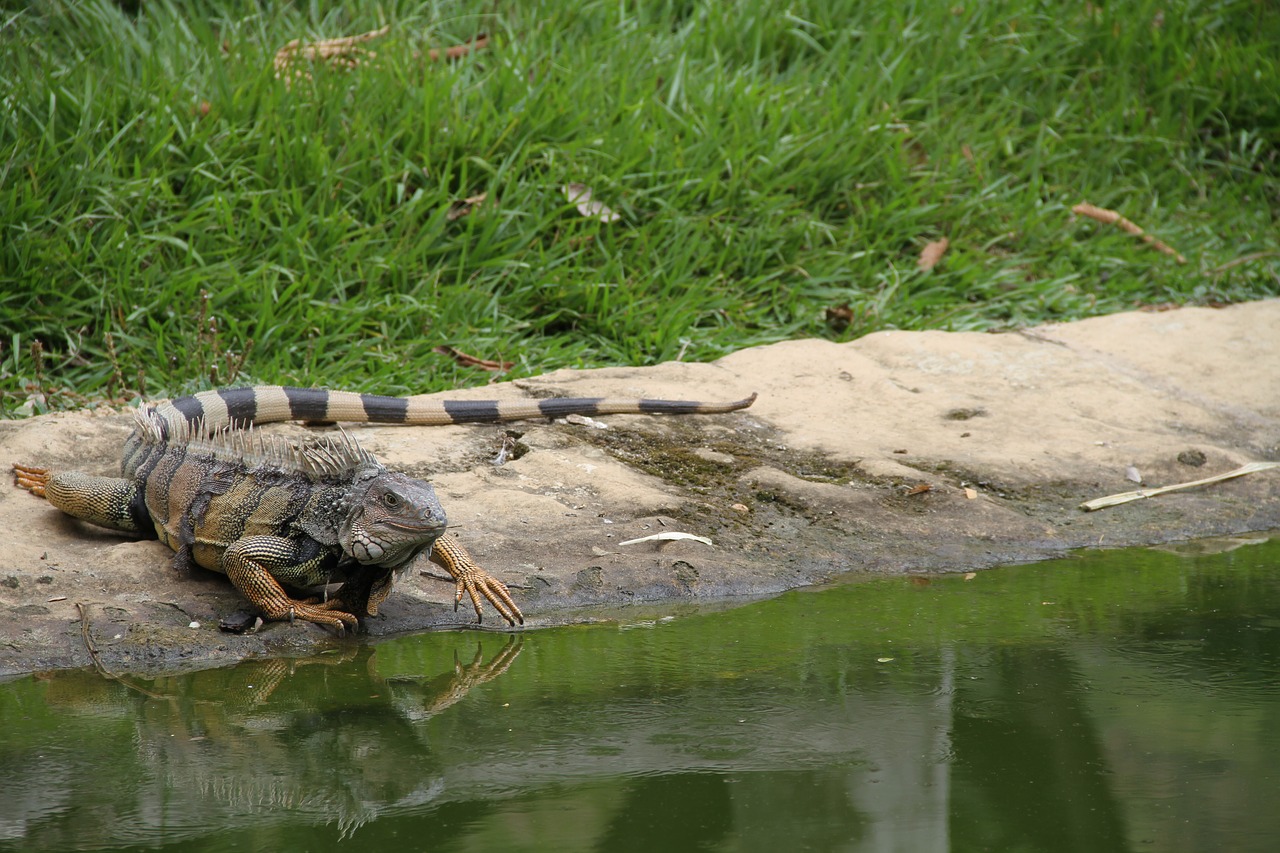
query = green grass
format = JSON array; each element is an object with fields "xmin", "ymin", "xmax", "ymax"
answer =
[{"xmin": 2, "ymin": 0, "xmax": 1278, "ymax": 414}]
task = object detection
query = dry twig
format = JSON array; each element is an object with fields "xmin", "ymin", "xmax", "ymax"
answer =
[
  {"xmin": 618, "ymin": 532, "xmax": 714, "ymax": 547},
  {"xmin": 75, "ymin": 603, "xmax": 173, "ymax": 697},
  {"xmin": 424, "ymin": 33, "xmax": 490, "ymax": 62},
  {"xmin": 1072, "ymin": 202, "xmax": 1187, "ymax": 263},
  {"xmin": 1208, "ymin": 250, "xmax": 1280, "ymax": 277},
  {"xmin": 75, "ymin": 602, "xmax": 113, "ymax": 677},
  {"xmin": 433, "ymin": 345, "xmax": 513, "ymax": 371}
]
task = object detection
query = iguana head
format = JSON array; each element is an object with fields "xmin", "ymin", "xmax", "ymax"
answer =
[{"xmin": 339, "ymin": 468, "xmax": 448, "ymax": 568}]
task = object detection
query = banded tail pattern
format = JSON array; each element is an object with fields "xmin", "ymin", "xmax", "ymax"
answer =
[{"xmin": 152, "ymin": 386, "xmax": 758, "ymax": 433}]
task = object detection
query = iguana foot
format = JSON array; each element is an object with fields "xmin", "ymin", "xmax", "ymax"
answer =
[
  {"xmin": 428, "ymin": 535, "xmax": 524, "ymax": 627},
  {"xmin": 423, "ymin": 637, "xmax": 524, "ymax": 715},
  {"xmin": 271, "ymin": 600, "xmax": 360, "ymax": 634},
  {"xmin": 452, "ymin": 565, "xmax": 523, "ymax": 627},
  {"xmin": 12, "ymin": 463, "xmax": 50, "ymax": 497},
  {"xmin": 250, "ymin": 591, "xmax": 360, "ymax": 632},
  {"xmin": 309, "ymin": 596, "xmax": 374, "ymax": 631}
]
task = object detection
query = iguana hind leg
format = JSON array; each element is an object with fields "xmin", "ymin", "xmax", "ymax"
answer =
[
  {"xmin": 429, "ymin": 535, "xmax": 524, "ymax": 627},
  {"xmin": 222, "ymin": 536, "xmax": 360, "ymax": 633},
  {"xmin": 13, "ymin": 464, "xmax": 147, "ymax": 534}
]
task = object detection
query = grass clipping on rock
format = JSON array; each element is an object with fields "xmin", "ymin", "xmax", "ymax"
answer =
[{"xmin": 1080, "ymin": 462, "xmax": 1279, "ymax": 511}]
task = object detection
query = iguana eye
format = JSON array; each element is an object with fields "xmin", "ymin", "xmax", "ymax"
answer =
[{"xmin": 382, "ymin": 492, "xmax": 401, "ymax": 509}]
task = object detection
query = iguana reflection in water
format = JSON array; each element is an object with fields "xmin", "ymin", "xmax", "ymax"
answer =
[{"xmin": 10, "ymin": 637, "xmax": 521, "ymax": 846}]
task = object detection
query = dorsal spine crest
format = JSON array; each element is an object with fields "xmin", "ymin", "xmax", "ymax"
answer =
[{"xmin": 134, "ymin": 404, "xmax": 376, "ymax": 480}]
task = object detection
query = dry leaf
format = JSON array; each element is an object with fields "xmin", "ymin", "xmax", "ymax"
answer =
[
  {"xmin": 274, "ymin": 29, "xmax": 489, "ymax": 86},
  {"xmin": 563, "ymin": 183, "xmax": 621, "ymax": 223},
  {"xmin": 491, "ymin": 435, "xmax": 517, "ymax": 466},
  {"xmin": 433, "ymin": 345, "xmax": 513, "ymax": 371},
  {"xmin": 564, "ymin": 413, "xmax": 607, "ymax": 429},
  {"xmin": 1071, "ymin": 202, "xmax": 1187, "ymax": 263},
  {"xmin": 447, "ymin": 192, "xmax": 489, "ymax": 221},
  {"xmin": 825, "ymin": 303, "xmax": 855, "ymax": 331},
  {"xmin": 917, "ymin": 237, "xmax": 949, "ymax": 270},
  {"xmin": 906, "ymin": 483, "xmax": 932, "ymax": 496}
]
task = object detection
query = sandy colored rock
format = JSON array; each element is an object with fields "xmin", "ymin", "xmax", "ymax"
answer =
[{"xmin": 2, "ymin": 301, "xmax": 1277, "ymax": 675}]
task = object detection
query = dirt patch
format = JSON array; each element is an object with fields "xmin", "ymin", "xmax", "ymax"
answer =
[{"xmin": 2, "ymin": 301, "xmax": 1278, "ymax": 675}]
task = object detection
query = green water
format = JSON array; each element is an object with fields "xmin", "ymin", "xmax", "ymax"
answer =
[{"xmin": 2, "ymin": 535, "xmax": 1279, "ymax": 852}]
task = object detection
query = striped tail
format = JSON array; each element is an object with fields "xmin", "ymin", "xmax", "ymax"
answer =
[{"xmin": 152, "ymin": 386, "xmax": 757, "ymax": 432}]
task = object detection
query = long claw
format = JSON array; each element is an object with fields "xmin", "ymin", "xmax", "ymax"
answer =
[{"xmin": 429, "ymin": 535, "xmax": 524, "ymax": 627}]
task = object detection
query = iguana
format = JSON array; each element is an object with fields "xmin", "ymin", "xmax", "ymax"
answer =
[{"xmin": 12, "ymin": 385, "xmax": 756, "ymax": 632}]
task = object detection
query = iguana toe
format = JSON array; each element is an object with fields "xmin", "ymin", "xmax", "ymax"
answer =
[{"xmin": 12, "ymin": 463, "xmax": 51, "ymax": 497}]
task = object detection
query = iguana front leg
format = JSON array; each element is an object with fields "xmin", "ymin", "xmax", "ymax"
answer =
[
  {"xmin": 222, "ymin": 536, "xmax": 360, "ymax": 633},
  {"xmin": 429, "ymin": 535, "xmax": 524, "ymax": 626}
]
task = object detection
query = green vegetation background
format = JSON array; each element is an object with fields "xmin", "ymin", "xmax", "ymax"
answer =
[{"xmin": 2, "ymin": 0, "xmax": 1277, "ymax": 412}]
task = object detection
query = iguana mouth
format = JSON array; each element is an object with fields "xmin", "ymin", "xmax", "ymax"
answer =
[{"xmin": 380, "ymin": 518, "xmax": 446, "ymax": 533}]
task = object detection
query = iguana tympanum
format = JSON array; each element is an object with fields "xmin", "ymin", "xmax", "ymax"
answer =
[{"xmin": 12, "ymin": 385, "xmax": 756, "ymax": 633}]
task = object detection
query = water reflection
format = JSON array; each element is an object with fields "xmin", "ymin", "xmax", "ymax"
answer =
[
  {"xmin": 950, "ymin": 648, "xmax": 1129, "ymax": 852},
  {"xmin": 1, "ymin": 536, "xmax": 1278, "ymax": 852},
  {"xmin": 0, "ymin": 639, "xmax": 521, "ymax": 847}
]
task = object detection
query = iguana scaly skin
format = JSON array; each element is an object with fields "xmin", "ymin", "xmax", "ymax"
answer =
[{"xmin": 12, "ymin": 385, "xmax": 757, "ymax": 632}]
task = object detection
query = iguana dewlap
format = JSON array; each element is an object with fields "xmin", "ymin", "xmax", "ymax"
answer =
[{"xmin": 13, "ymin": 385, "xmax": 756, "ymax": 632}]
